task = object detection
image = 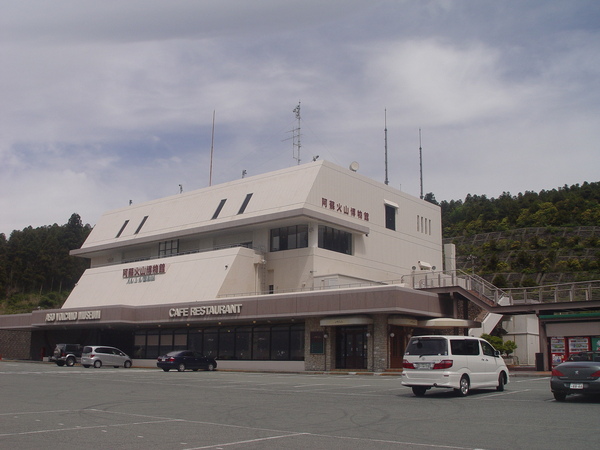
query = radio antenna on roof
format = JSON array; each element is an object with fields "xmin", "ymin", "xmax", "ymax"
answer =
[
  {"xmin": 292, "ymin": 102, "xmax": 301, "ymax": 165},
  {"xmin": 209, "ymin": 110, "xmax": 215, "ymax": 186},
  {"xmin": 384, "ymin": 109, "xmax": 389, "ymax": 185},
  {"xmin": 419, "ymin": 128, "xmax": 424, "ymax": 199}
]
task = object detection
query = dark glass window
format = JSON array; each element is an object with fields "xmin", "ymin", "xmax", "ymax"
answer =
[
  {"xmin": 238, "ymin": 193, "xmax": 253, "ymax": 214},
  {"xmin": 189, "ymin": 329, "xmax": 204, "ymax": 353},
  {"xmin": 173, "ymin": 329, "xmax": 188, "ymax": 351},
  {"xmin": 159, "ymin": 329, "xmax": 173, "ymax": 355},
  {"xmin": 203, "ymin": 328, "xmax": 219, "ymax": 359},
  {"xmin": 252, "ymin": 326, "xmax": 271, "ymax": 360},
  {"xmin": 218, "ymin": 328, "xmax": 235, "ymax": 360},
  {"xmin": 146, "ymin": 330, "xmax": 160, "ymax": 359},
  {"xmin": 212, "ymin": 199, "xmax": 227, "ymax": 219},
  {"xmin": 235, "ymin": 327, "xmax": 252, "ymax": 360},
  {"xmin": 481, "ymin": 340, "xmax": 496, "ymax": 357},
  {"xmin": 270, "ymin": 325, "xmax": 290, "ymax": 360},
  {"xmin": 270, "ymin": 225, "xmax": 308, "ymax": 252},
  {"xmin": 133, "ymin": 332, "xmax": 146, "ymax": 359},
  {"xmin": 450, "ymin": 339, "xmax": 480, "ymax": 356},
  {"xmin": 159, "ymin": 240, "xmax": 179, "ymax": 257},
  {"xmin": 290, "ymin": 324, "xmax": 305, "ymax": 360},
  {"xmin": 134, "ymin": 323, "xmax": 305, "ymax": 362},
  {"xmin": 134, "ymin": 216, "xmax": 148, "ymax": 234},
  {"xmin": 116, "ymin": 220, "xmax": 129, "ymax": 238},
  {"xmin": 318, "ymin": 225, "xmax": 352, "ymax": 255},
  {"xmin": 385, "ymin": 204, "xmax": 396, "ymax": 231}
]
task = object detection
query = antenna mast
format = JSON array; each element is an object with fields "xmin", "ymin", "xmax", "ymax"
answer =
[
  {"xmin": 209, "ymin": 110, "xmax": 215, "ymax": 186},
  {"xmin": 419, "ymin": 128, "xmax": 423, "ymax": 199},
  {"xmin": 384, "ymin": 109, "xmax": 389, "ymax": 185},
  {"xmin": 292, "ymin": 102, "xmax": 301, "ymax": 165}
]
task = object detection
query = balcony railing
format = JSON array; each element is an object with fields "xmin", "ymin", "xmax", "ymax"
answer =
[
  {"xmin": 503, "ymin": 281, "xmax": 600, "ymax": 305},
  {"xmin": 401, "ymin": 270, "xmax": 600, "ymax": 306}
]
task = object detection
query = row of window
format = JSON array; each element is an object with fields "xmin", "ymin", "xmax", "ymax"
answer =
[
  {"xmin": 133, "ymin": 324, "xmax": 305, "ymax": 361},
  {"xmin": 417, "ymin": 215, "xmax": 432, "ymax": 235},
  {"xmin": 270, "ymin": 225, "xmax": 352, "ymax": 255}
]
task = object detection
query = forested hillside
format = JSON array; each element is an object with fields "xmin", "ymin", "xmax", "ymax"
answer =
[
  {"xmin": 0, "ymin": 181, "xmax": 598, "ymax": 314},
  {"xmin": 0, "ymin": 214, "xmax": 91, "ymax": 314},
  {"xmin": 435, "ymin": 181, "xmax": 600, "ymax": 238},
  {"xmin": 433, "ymin": 181, "xmax": 600, "ymax": 287}
]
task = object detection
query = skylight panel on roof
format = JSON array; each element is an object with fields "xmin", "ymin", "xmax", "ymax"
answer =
[
  {"xmin": 115, "ymin": 220, "xmax": 129, "ymax": 238},
  {"xmin": 134, "ymin": 216, "xmax": 148, "ymax": 234},
  {"xmin": 238, "ymin": 193, "xmax": 253, "ymax": 214},
  {"xmin": 212, "ymin": 199, "xmax": 227, "ymax": 220}
]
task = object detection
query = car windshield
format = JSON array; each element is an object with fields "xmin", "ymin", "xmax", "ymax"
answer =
[
  {"xmin": 82, "ymin": 347, "xmax": 93, "ymax": 353},
  {"xmin": 405, "ymin": 337, "xmax": 448, "ymax": 356}
]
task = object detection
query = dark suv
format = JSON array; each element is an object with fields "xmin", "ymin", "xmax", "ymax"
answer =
[{"xmin": 50, "ymin": 343, "xmax": 83, "ymax": 367}]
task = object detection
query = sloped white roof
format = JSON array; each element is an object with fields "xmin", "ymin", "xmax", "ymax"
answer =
[
  {"xmin": 63, "ymin": 247, "xmax": 258, "ymax": 308},
  {"xmin": 73, "ymin": 161, "xmax": 372, "ymax": 256}
]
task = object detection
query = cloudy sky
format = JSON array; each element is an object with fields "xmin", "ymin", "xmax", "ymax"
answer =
[{"xmin": 2, "ymin": 1, "xmax": 599, "ymax": 235}]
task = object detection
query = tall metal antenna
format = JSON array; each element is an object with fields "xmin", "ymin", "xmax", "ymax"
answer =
[
  {"xmin": 292, "ymin": 102, "xmax": 301, "ymax": 165},
  {"xmin": 209, "ymin": 110, "xmax": 215, "ymax": 186},
  {"xmin": 419, "ymin": 128, "xmax": 424, "ymax": 199},
  {"xmin": 384, "ymin": 109, "xmax": 389, "ymax": 185}
]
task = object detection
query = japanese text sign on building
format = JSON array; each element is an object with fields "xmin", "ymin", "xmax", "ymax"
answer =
[
  {"xmin": 321, "ymin": 197, "xmax": 369, "ymax": 221},
  {"xmin": 123, "ymin": 264, "xmax": 166, "ymax": 278}
]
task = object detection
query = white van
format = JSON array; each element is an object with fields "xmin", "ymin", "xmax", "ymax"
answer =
[{"xmin": 401, "ymin": 335, "xmax": 509, "ymax": 397}]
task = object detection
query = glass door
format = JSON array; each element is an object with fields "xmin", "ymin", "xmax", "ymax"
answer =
[{"xmin": 335, "ymin": 326, "xmax": 367, "ymax": 369}]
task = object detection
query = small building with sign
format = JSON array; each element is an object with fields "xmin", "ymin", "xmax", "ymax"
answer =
[{"xmin": 0, "ymin": 160, "xmax": 486, "ymax": 371}]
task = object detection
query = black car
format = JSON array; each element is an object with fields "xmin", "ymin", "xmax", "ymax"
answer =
[
  {"xmin": 157, "ymin": 350, "xmax": 217, "ymax": 372},
  {"xmin": 50, "ymin": 343, "xmax": 83, "ymax": 367},
  {"xmin": 551, "ymin": 352, "xmax": 600, "ymax": 401}
]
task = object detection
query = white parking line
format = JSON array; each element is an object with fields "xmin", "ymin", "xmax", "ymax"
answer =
[
  {"xmin": 472, "ymin": 389, "xmax": 531, "ymax": 399},
  {"xmin": 186, "ymin": 432, "xmax": 310, "ymax": 449}
]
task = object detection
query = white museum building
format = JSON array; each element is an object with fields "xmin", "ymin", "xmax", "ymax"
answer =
[{"xmin": 1, "ymin": 160, "xmax": 504, "ymax": 371}]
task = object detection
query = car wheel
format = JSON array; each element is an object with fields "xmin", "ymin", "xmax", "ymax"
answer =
[
  {"xmin": 56, "ymin": 361, "xmax": 65, "ymax": 367},
  {"xmin": 412, "ymin": 386, "xmax": 427, "ymax": 397},
  {"xmin": 83, "ymin": 365, "xmax": 90, "ymax": 368},
  {"xmin": 553, "ymin": 392, "xmax": 567, "ymax": 402},
  {"xmin": 207, "ymin": 363, "xmax": 215, "ymax": 371},
  {"xmin": 177, "ymin": 363, "xmax": 186, "ymax": 372},
  {"xmin": 124, "ymin": 361, "xmax": 132, "ymax": 369},
  {"xmin": 455, "ymin": 375, "xmax": 470, "ymax": 397},
  {"xmin": 94, "ymin": 360, "xmax": 102, "ymax": 368},
  {"xmin": 496, "ymin": 373, "xmax": 505, "ymax": 392},
  {"xmin": 162, "ymin": 368, "xmax": 170, "ymax": 372},
  {"xmin": 66, "ymin": 357, "xmax": 76, "ymax": 367}
]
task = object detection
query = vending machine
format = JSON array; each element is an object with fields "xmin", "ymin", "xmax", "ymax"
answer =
[
  {"xmin": 567, "ymin": 336, "xmax": 591, "ymax": 357},
  {"xmin": 550, "ymin": 337, "xmax": 566, "ymax": 367}
]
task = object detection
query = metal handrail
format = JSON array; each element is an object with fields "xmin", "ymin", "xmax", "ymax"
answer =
[
  {"xmin": 217, "ymin": 267, "xmax": 600, "ymax": 306},
  {"xmin": 503, "ymin": 280, "xmax": 600, "ymax": 305}
]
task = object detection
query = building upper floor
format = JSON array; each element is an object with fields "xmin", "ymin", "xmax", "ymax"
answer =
[{"xmin": 72, "ymin": 161, "xmax": 442, "ymax": 277}]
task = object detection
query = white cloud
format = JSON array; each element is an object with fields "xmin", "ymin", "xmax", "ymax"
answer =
[{"xmin": 1, "ymin": 1, "xmax": 599, "ymax": 234}]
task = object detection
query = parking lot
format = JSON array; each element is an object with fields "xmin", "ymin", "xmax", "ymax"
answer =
[{"xmin": 0, "ymin": 361, "xmax": 597, "ymax": 449}]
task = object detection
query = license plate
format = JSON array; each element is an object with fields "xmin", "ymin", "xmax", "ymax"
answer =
[
  {"xmin": 570, "ymin": 383, "xmax": 584, "ymax": 389},
  {"xmin": 415, "ymin": 363, "xmax": 432, "ymax": 370}
]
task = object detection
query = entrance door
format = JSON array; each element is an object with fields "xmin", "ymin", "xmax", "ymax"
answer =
[
  {"xmin": 389, "ymin": 326, "xmax": 406, "ymax": 369},
  {"xmin": 335, "ymin": 326, "xmax": 367, "ymax": 370}
]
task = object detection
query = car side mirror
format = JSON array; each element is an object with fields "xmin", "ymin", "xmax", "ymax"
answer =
[{"xmin": 494, "ymin": 350, "xmax": 501, "ymax": 357}]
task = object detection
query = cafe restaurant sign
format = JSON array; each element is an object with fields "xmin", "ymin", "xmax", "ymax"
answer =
[{"xmin": 169, "ymin": 304, "xmax": 242, "ymax": 318}]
